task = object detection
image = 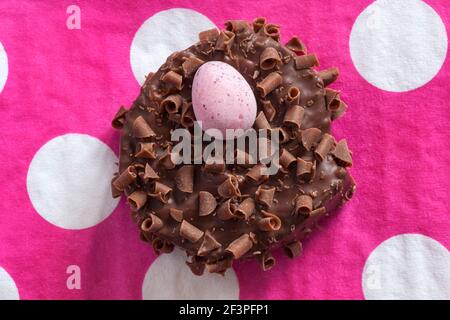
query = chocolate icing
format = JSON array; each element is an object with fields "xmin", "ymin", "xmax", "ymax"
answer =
[{"xmin": 112, "ymin": 18, "xmax": 356, "ymax": 275}]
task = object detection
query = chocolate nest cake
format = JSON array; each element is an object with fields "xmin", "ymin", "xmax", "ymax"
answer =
[{"xmin": 111, "ymin": 18, "xmax": 356, "ymax": 275}]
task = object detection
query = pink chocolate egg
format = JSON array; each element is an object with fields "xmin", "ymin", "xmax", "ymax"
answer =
[{"xmin": 192, "ymin": 61, "xmax": 257, "ymax": 139}]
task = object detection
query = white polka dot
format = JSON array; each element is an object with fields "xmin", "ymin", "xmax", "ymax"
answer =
[
  {"xmin": 0, "ymin": 267, "xmax": 19, "ymax": 300},
  {"xmin": 142, "ymin": 249, "xmax": 239, "ymax": 300},
  {"xmin": 27, "ymin": 134, "xmax": 119, "ymax": 230},
  {"xmin": 362, "ymin": 234, "xmax": 450, "ymax": 300},
  {"xmin": 130, "ymin": 8, "xmax": 216, "ymax": 85},
  {"xmin": 0, "ymin": 42, "xmax": 8, "ymax": 93},
  {"xmin": 350, "ymin": 0, "xmax": 447, "ymax": 92}
]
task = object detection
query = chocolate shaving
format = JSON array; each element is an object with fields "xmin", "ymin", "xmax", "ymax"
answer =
[
  {"xmin": 112, "ymin": 106, "xmax": 127, "ymax": 129},
  {"xmin": 135, "ymin": 142, "xmax": 156, "ymax": 159},
  {"xmin": 257, "ymin": 72, "xmax": 283, "ymax": 97},
  {"xmin": 325, "ymin": 88, "xmax": 341, "ymax": 111},
  {"xmin": 285, "ymin": 36, "xmax": 306, "ymax": 54},
  {"xmin": 258, "ymin": 210, "xmax": 281, "ymax": 231},
  {"xmin": 255, "ymin": 186, "xmax": 276, "ymax": 208},
  {"xmin": 226, "ymin": 234, "xmax": 254, "ymax": 259},
  {"xmin": 254, "ymin": 111, "xmax": 271, "ymax": 130},
  {"xmin": 142, "ymin": 163, "xmax": 159, "ymax": 182},
  {"xmin": 331, "ymin": 139, "xmax": 352, "ymax": 167},
  {"xmin": 286, "ymin": 86, "xmax": 301, "ymax": 105},
  {"xmin": 141, "ymin": 213, "xmax": 163, "ymax": 233},
  {"xmin": 112, "ymin": 166, "xmax": 137, "ymax": 194},
  {"xmin": 310, "ymin": 206, "xmax": 326, "ymax": 217},
  {"xmin": 318, "ymin": 67, "xmax": 339, "ymax": 86},
  {"xmin": 263, "ymin": 24, "xmax": 280, "ymax": 41},
  {"xmin": 182, "ymin": 56, "xmax": 205, "ymax": 77},
  {"xmin": 204, "ymin": 162, "xmax": 226, "ymax": 173},
  {"xmin": 259, "ymin": 251, "xmax": 276, "ymax": 271},
  {"xmin": 225, "ymin": 20, "xmax": 250, "ymax": 33},
  {"xmin": 179, "ymin": 220, "xmax": 204, "ymax": 243},
  {"xmin": 217, "ymin": 199, "xmax": 236, "ymax": 220},
  {"xmin": 127, "ymin": 190, "xmax": 147, "ymax": 211},
  {"xmin": 161, "ymin": 70, "xmax": 182, "ymax": 90},
  {"xmin": 283, "ymin": 105, "xmax": 304, "ymax": 128},
  {"xmin": 175, "ymin": 165, "xmax": 194, "ymax": 193},
  {"xmin": 271, "ymin": 127, "xmax": 290, "ymax": 144},
  {"xmin": 111, "ymin": 180, "xmax": 122, "ymax": 198},
  {"xmin": 294, "ymin": 54, "xmax": 319, "ymax": 70},
  {"xmin": 150, "ymin": 181, "xmax": 172, "ymax": 203},
  {"xmin": 199, "ymin": 191, "xmax": 217, "ymax": 216},
  {"xmin": 206, "ymin": 256, "xmax": 233, "ymax": 275},
  {"xmin": 234, "ymin": 198, "xmax": 255, "ymax": 220},
  {"xmin": 252, "ymin": 17, "xmax": 266, "ymax": 33},
  {"xmin": 198, "ymin": 28, "xmax": 220, "ymax": 42},
  {"xmin": 152, "ymin": 237, "xmax": 174, "ymax": 255},
  {"xmin": 216, "ymin": 30, "xmax": 235, "ymax": 53},
  {"xmin": 132, "ymin": 116, "xmax": 156, "ymax": 138},
  {"xmin": 300, "ymin": 127, "xmax": 322, "ymax": 151},
  {"xmin": 159, "ymin": 146, "xmax": 176, "ymax": 169},
  {"xmin": 181, "ymin": 102, "xmax": 195, "ymax": 128},
  {"xmin": 284, "ymin": 241, "xmax": 302, "ymax": 258},
  {"xmin": 246, "ymin": 163, "xmax": 269, "ymax": 184},
  {"xmin": 331, "ymin": 99, "xmax": 347, "ymax": 120},
  {"xmin": 296, "ymin": 158, "xmax": 315, "ymax": 182},
  {"xmin": 186, "ymin": 256, "xmax": 206, "ymax": 276},
  {"xmin": 161, "ymin": 94, "xmax": 182, "ymax": 114},
  {"xmin": 198, "ymin": 231, "xmax": 221, "ymax": 256},
  {"xmin": 295, "ymin": 195, "xmax": 313, "ymax": 215},
  {"xmin": 169, "ymin": 208, "xmax": 183, "ymax": 222},
  {"xmin": 315, "ymin": 133, "xmax": 336, "ymax": 161},
  {"xmin": 260, "ymin": 47, "xmax": 281, "ymax": 70},
  {"xmin": 279, "ymin": 148, "xmax": 296, "ymax": 170},
  {"xmin": 217, "ymin": 175, "xmax": 241, "ymax": 198},
  {"xmin": 261, "ymin": 100, "xmax": 276, "ymax": 122}
]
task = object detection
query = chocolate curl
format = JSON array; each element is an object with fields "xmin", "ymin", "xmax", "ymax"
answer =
[
  {"xmin": 141, "ymin": 163, "xmax": 159, "ymax": 182},
  {"xmin": 311, "ymin": 206, "xmax": 326, "ymax": 217},
  {"xmin": 182, "ymin": 56, "xmax": 204, "ymax": 77},
  {"xmin": 159, "ymin": 146, "xmax": 176, "ymax": 169},
  {"xmin": 263, "ymin": 24, "xmax": 280, "ymax": 41},
  {"xmin": 318, "ymin": 67, "xmax": 339, "ymax": 86},
  {"xmin": 152, "ymin": 238, "xmax": 174, "ymax": 255},
  {"xmin": 271, "ymin": 127, "xmax": 290, "ymax": 144},
  {"xmin": 132, "ymin": 116, "xmax": 156, "ymax": 138},
  {"xmin": 199, "ymin": 191, "xmax": 217, "ymax": 216},
  {"xmin": 255, "ymin": 186, "xmax": 276, "ymax": 208},
  {"xmin": 217, "ymin": 175, "xmax": 241, "ymax": 198},
  {"xmin": 225, "ymin": 20, "xmax": 250, "ymax": 33},
  {"xmin": 161, "ymin": 94, "xmax": 182, "ymax": 114},
  {"xmin": 111, "ymin": 180, "xmax": 122, "ymax": 198},
  {"xmin": 257, "ymin": 72, "xmax": 283, "ymax": 97},
  {"xmin": 325, "ymin": 88, "xmax": 341, "ymax": 110},
  {"xmin": 294, "ymin": 54, "xmax": 319, "ymax": 70},
  {"xmin": 286, "ymin": 86, "xmax": 301, "ymax": 105},
  {"xmin": 296, "ymin": 158, "xmax": 315, "ymax": 182},
  {"xmin": 279, "ymin": 148, "xmax": 296, "ymax": 170},
  {"xmin": 286, "ymin": 36, "xmax": 306, "ymax": 54},
  {"xmin": 204, "ymin": 162, "xmax": 226, "ymax": 173},
  {"xmin": 259, "ymin": 252, "xmax": 276, "ymax": 271},
  {"xmin": 141, "ymin": 213, "xmax": 163, "ymax": 233},
  {"xmin": 235, "ymin": 149, "xmax": 254, "ymax": 167},
  {"xmin": 217, "ymin": 199, "xmax": 236, "ymax": 220},
  {"xmin": 252, "ymin": 17, "xmax": 266, "ymax": 32},
  {"xmin": 111, "ymin": 106, "xmax": 127, "ymax": 129},
  {"xmin": 283, "ymin": 105, "xmax": 304, "ymax": 128},
  {"xmin": 161, "ymin": 70, "xmax": 182, "ymax": 90},
  {"xmin": 168, "ymin": 208, "xmax": 183, "ymax": 222},
  {"xmin": 300, "ymin": 127, "xmax": 322, "ymax": 151},
  {"xmin": 175, "ymin": 165, "xmax": 194, "ymax": 193},
  {"xmin": 198, "ymin": 231, "xmax": 222, "ymax": 256},
  {"xmin": 259, "ymin": 47, "xmax": 281, "ymax": 70},
  {"xmin": 206, "ymin": 256, "xmax": 233, "ymax": 274},
  {"xmin": 181, "ymin": 102, "xmax": 195, "ymax": 128},
  {"xmin": 180, "ymin": 220, "xmax": 204, "ymax": 243},
  {"xmin": 254, "ymin": 111, "xmax": 271, "ymax": 130},
  {"xmin": 246, "ymin": 163, "xmax": 269, "ymax": 184},
  {"xmin": 198, "ymin": 28, "xmax": 219, "ymax": 42},
  {"xmin": 135, "ymin": 142, "xmax": 156, "ymax": 159},
  {"xmin": 315, "ymin": 133, "xmax": 336, "ymax": 161},
  {"xmin": 295, "ymin": 195, "xmax": 313, "ymax": 215},
  {"xmin": 261, "ymin": 100, "xmax": 276, "ymax": 122},
  {"xmin": 150, "ymin": 181, "xmax": 172, "ymax": 203},
  {"xmin": 331, "ymin": 139, "xmax": 353, "ymax": 167},
  {"xmin": 284, "ymin": 241, "xmax": 302, "ymax": 258},
  {"xmin": 127, "ymin": 191, "xmax": 147, "ymax": 211},
  {"xmin": 112, "ymin": 166, "xmax": 137, "ymax": 194},
  {"xmin": 258, "ymin": 210, "xmax": 281, "ymax": 231},
  {"xmin": 331, "ymin": 100, "xmax": 348, "ymax": 121},
  {"xmin": 226, "ymin": 234, "xmax": 253, "ymax": 259},
  {"xmin": 216, "ymin": 30, "xmax": 235, "ymax": 52},
  {"xmin": 234, "ymin": 198, "xmax": 255, "ymax": 220}
]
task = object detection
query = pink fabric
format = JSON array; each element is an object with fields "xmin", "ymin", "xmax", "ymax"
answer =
[{"xmin": 0, "ymin": 0, "xmax": 448, "ymax": 299}]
